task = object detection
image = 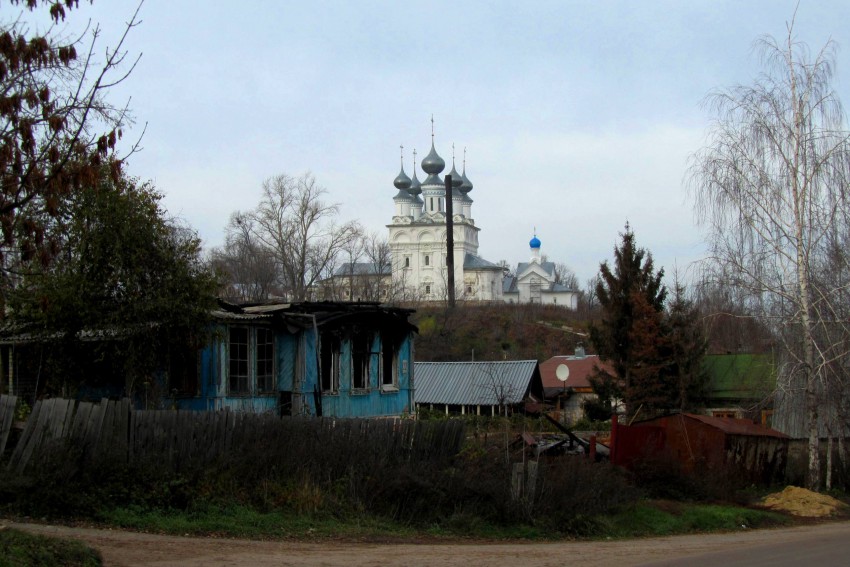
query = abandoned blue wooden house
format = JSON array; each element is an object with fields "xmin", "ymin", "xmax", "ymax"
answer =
[{"xmin": 172, "ymin": 300, "xmax": 418, "ymax": 417}]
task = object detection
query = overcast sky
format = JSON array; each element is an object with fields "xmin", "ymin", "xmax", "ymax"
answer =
[{"xmin": 18, "ymin": 1, "xmax": 850, "ymax": 286}]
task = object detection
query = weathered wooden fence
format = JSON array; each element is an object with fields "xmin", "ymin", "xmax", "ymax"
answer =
[
  {"xmin": 0, "ymin": 394, "xmax": 17, "ymax": 457},
  {"xmin": 0, "ymin": 395, "xmax": 467, "ymax": 474}
]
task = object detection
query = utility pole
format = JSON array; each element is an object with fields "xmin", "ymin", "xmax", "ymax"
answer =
[{"xmin": 445, "ymin": 174, "xmax": 455, "ymax": 308}]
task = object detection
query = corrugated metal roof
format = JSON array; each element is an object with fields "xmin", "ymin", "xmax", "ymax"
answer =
[
  {"xmin": 703, "ymin": 353, "xmax": 776, "ymax": 400},
  {"xmin": 414, "ymin": 360, "xmax": 540, "ymax": 406}
]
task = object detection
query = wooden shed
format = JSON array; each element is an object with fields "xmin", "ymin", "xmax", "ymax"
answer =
[{"xmin": 610, "ymin": 413, "xmax": 788, "ymax": 483}]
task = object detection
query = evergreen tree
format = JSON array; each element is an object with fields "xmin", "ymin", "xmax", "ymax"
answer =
[
  {"xmin": 626, "ymin": 290, "xmax": 675, "ymax": 413},
  {"xmin": 666, "ymin": 281, "xmax": 709, "ymax": 410},
  {"xmin": 589, "ymin": 223, "xmax": 667, "ymax": 417}
]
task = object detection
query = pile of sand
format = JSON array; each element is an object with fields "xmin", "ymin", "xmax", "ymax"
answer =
[{"xmin": 762, "ymin": 486, "xmax": 848, "ymax": 517}]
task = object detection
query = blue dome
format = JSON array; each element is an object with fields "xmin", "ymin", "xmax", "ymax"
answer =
[{"xmin": 529, "ymin": 235, "xmax": 541, "ymax": 249}]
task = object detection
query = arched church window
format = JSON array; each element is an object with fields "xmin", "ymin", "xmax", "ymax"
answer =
[
  {"xmin": 404, "ymin": 257, "xmax": 410, "ymax": 268},
  {"xmin": 425, "ymin": 255, "xmax": 430, "ymax": 266}
]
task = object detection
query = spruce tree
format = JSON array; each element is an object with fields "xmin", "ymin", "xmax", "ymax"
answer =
[
  {"xmin": 666, "ymin": 281, "xmax": 709, "ymax": 411},
  {"xmin": 589, "ymin": 223, "xmax": 667, "ymax": 417}
]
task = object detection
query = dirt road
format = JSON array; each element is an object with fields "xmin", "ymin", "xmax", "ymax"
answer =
[{"xmin": 9, "ymin": 520, "xmax": 850, "ymax": 567}]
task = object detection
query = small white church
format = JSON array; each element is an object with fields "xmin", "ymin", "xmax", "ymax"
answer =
[{"xmin": 387, "ymin": 129, "xmax": 578, "ymax": 308}]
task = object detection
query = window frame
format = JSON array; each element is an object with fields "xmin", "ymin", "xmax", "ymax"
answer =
[
  {"xmin": 351, "ymin": 332, "xmax": 371, "ymax": 391},
  {"xmin": 228, "ymin": 326, "xmax": 251, "ymax": 395},
  {"xmin": 256, "ymin": 327, "xmax": 275, "ymax": 393},
  {"xmin": 227, "ymin": 325, "xmax": 276, "ymax": 396},
  {"xmin": 380, "ymin": 332, "xmax": 399, "ymax": 391},
  {"xmin": 320, "ymin": 332, "xmax": 341, "ymax": 394}
]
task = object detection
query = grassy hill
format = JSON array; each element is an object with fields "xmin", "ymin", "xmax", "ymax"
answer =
[{"xmin": 410, "ymin": 303, "xmax": 592, "ymax": 362}]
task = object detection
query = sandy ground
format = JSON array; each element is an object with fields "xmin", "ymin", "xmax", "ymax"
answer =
[{"xmin": 7, "ymin": 519, "xmax": 850, "ymax": 567}]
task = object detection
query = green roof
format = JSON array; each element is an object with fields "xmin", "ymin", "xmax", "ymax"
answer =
[{"xmin": 703, "ymin": 354, "xmax": 776, "ymax": 401}]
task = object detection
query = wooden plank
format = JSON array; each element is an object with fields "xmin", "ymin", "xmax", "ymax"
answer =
[
  {"xmin": 114, "ymin": 398, "xmax": 130, "ymax": 461},
  {"xmin": 11, "ymin": 399, "xmax": 53, "ymax": 473},
  {"xmin": 0, "ymin": 394, "xmax": 18, "ymax": 458},
  {"xmin": 47, "ymin": 398, "xmax": 73, "ymax": 440},
  {"xmin": 85, "ymin": 399, "xmax": 110, "ymax": 459}
]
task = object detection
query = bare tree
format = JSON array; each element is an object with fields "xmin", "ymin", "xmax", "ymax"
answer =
[
  {"xmin": 690, "ymin": 19, "xmax": 850, "ymax": 489},
  {"xmin": 476, "ymin": 362, "xmax": 522, "ymax": 416},
  {"xmin": 210, "ymin": 212, "xmax": 279, "ymax": 302},
  {"xmin": 338, "ymin": 224, "xmax": 366, "ymax": 301},
  {"xmin": 498, "ymin": 259, "xmax": 514, "ymax": 278},
  {"xmin": 249, "ymin": 173, "xmax": 359, "ymax": 301},
  {"xmin": 363, "ymin": 231, "xmax": 392, "ymax": 301},
  {"xmin": 552, "ymin": 262, "xmax": 579, "ymax": 290},
  {"xmin": 584, "ymin": 276, "xmax": 600, "ymax": 308}
]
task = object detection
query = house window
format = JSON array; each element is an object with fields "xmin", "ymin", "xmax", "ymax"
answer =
[
  {"xmin": 228, "ymin": 326, "xmax": 276, "ymax": 396},
  {"xmin": 228, "ymin": 327, "xmax": 250, "ymax": 395},
  {"xmin": 381, "ymin": 333, "xmax": 398, "ymax": 389},
  {"xmin": 256, "ymin": 328, "xmax": 275, "ymax": 392},
  {"xmin": 424, "ymin": 255, "xmax": 430, "ymax": 266},
  {"xmin": 352, "ymin": 332, "xmax": 372, "ymax": 390},
  {"xmin": 320, "ymin": 333, "xmax": 340, "ymax": 393}
]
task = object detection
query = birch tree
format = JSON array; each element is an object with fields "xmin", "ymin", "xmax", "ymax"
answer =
[{"xmin": 690, "ymin": 22, "xmax": 850, "ymax": 489}]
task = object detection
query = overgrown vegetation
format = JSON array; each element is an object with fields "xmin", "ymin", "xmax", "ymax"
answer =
[
  {"xmin": 0, "ymin": 528, "xmax": 102, "ymax": 567},
  {"xmin": 0, "ymin": 415, "xmax": 801, "ymax": 541}
]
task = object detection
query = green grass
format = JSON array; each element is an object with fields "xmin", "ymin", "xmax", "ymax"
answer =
[
  {"xmin": 595, "ymin": 501, "xmax": 790, "ymax": 539},
  {"xmin": 0, "ymin": 528, "xmax": 102, "ymax": 567},
  {"xmin": 94, "ymin": 499, "xmax": 792, "ymax": 543},
  {"xmin": 99, "ymin": 505, "xmax": 420, "ymax": 541}
]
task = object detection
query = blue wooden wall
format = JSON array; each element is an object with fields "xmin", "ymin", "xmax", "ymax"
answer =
[{"xmin": 176, "ymin": 323, "xmax": 413, "ymax": 418}]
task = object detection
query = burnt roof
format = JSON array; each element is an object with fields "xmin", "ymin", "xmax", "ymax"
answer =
[{"xmin": 213, "ymin": 299, "xmax": 417, "ymax": 332}]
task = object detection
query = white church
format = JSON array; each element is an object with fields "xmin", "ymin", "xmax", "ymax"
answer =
[{"xmin": 386, "ymin": 130, "xmax": 579, "ymax": 308}]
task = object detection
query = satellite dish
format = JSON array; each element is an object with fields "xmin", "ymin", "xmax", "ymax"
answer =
[{"xmin": 556, "ymin": 364, "xmax": 570, "ymax": 382}]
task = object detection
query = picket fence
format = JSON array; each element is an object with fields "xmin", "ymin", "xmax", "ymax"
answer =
[{"xmin": 0, "ymin": 395, "xmax": 466, "ymax": 474}]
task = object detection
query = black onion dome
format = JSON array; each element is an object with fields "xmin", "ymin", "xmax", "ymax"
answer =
[
  {"xmin": 421, "ymin": 142, "xmax": 445, "ymax": 174},
  {"xmin": 393, "ymin": 166, "xmax": 411, "ymax": 190},
  {"xmin": 460, "ymin": 170, "xmax": 473, "ymax": 194},
  {"xmin": 423, "ymin": 173, "xmax": 443, "ymax": 186},
  {"xmin": 447, "ymin": 163, "xmax": 463, "ymax": 188},
  {"xmin": 408, "ymin": 170, "xmax": 422, "ymax": 196},
  {"xmin": 394, "ymin": 188, "xmax": 413, "ymax": 201}
]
